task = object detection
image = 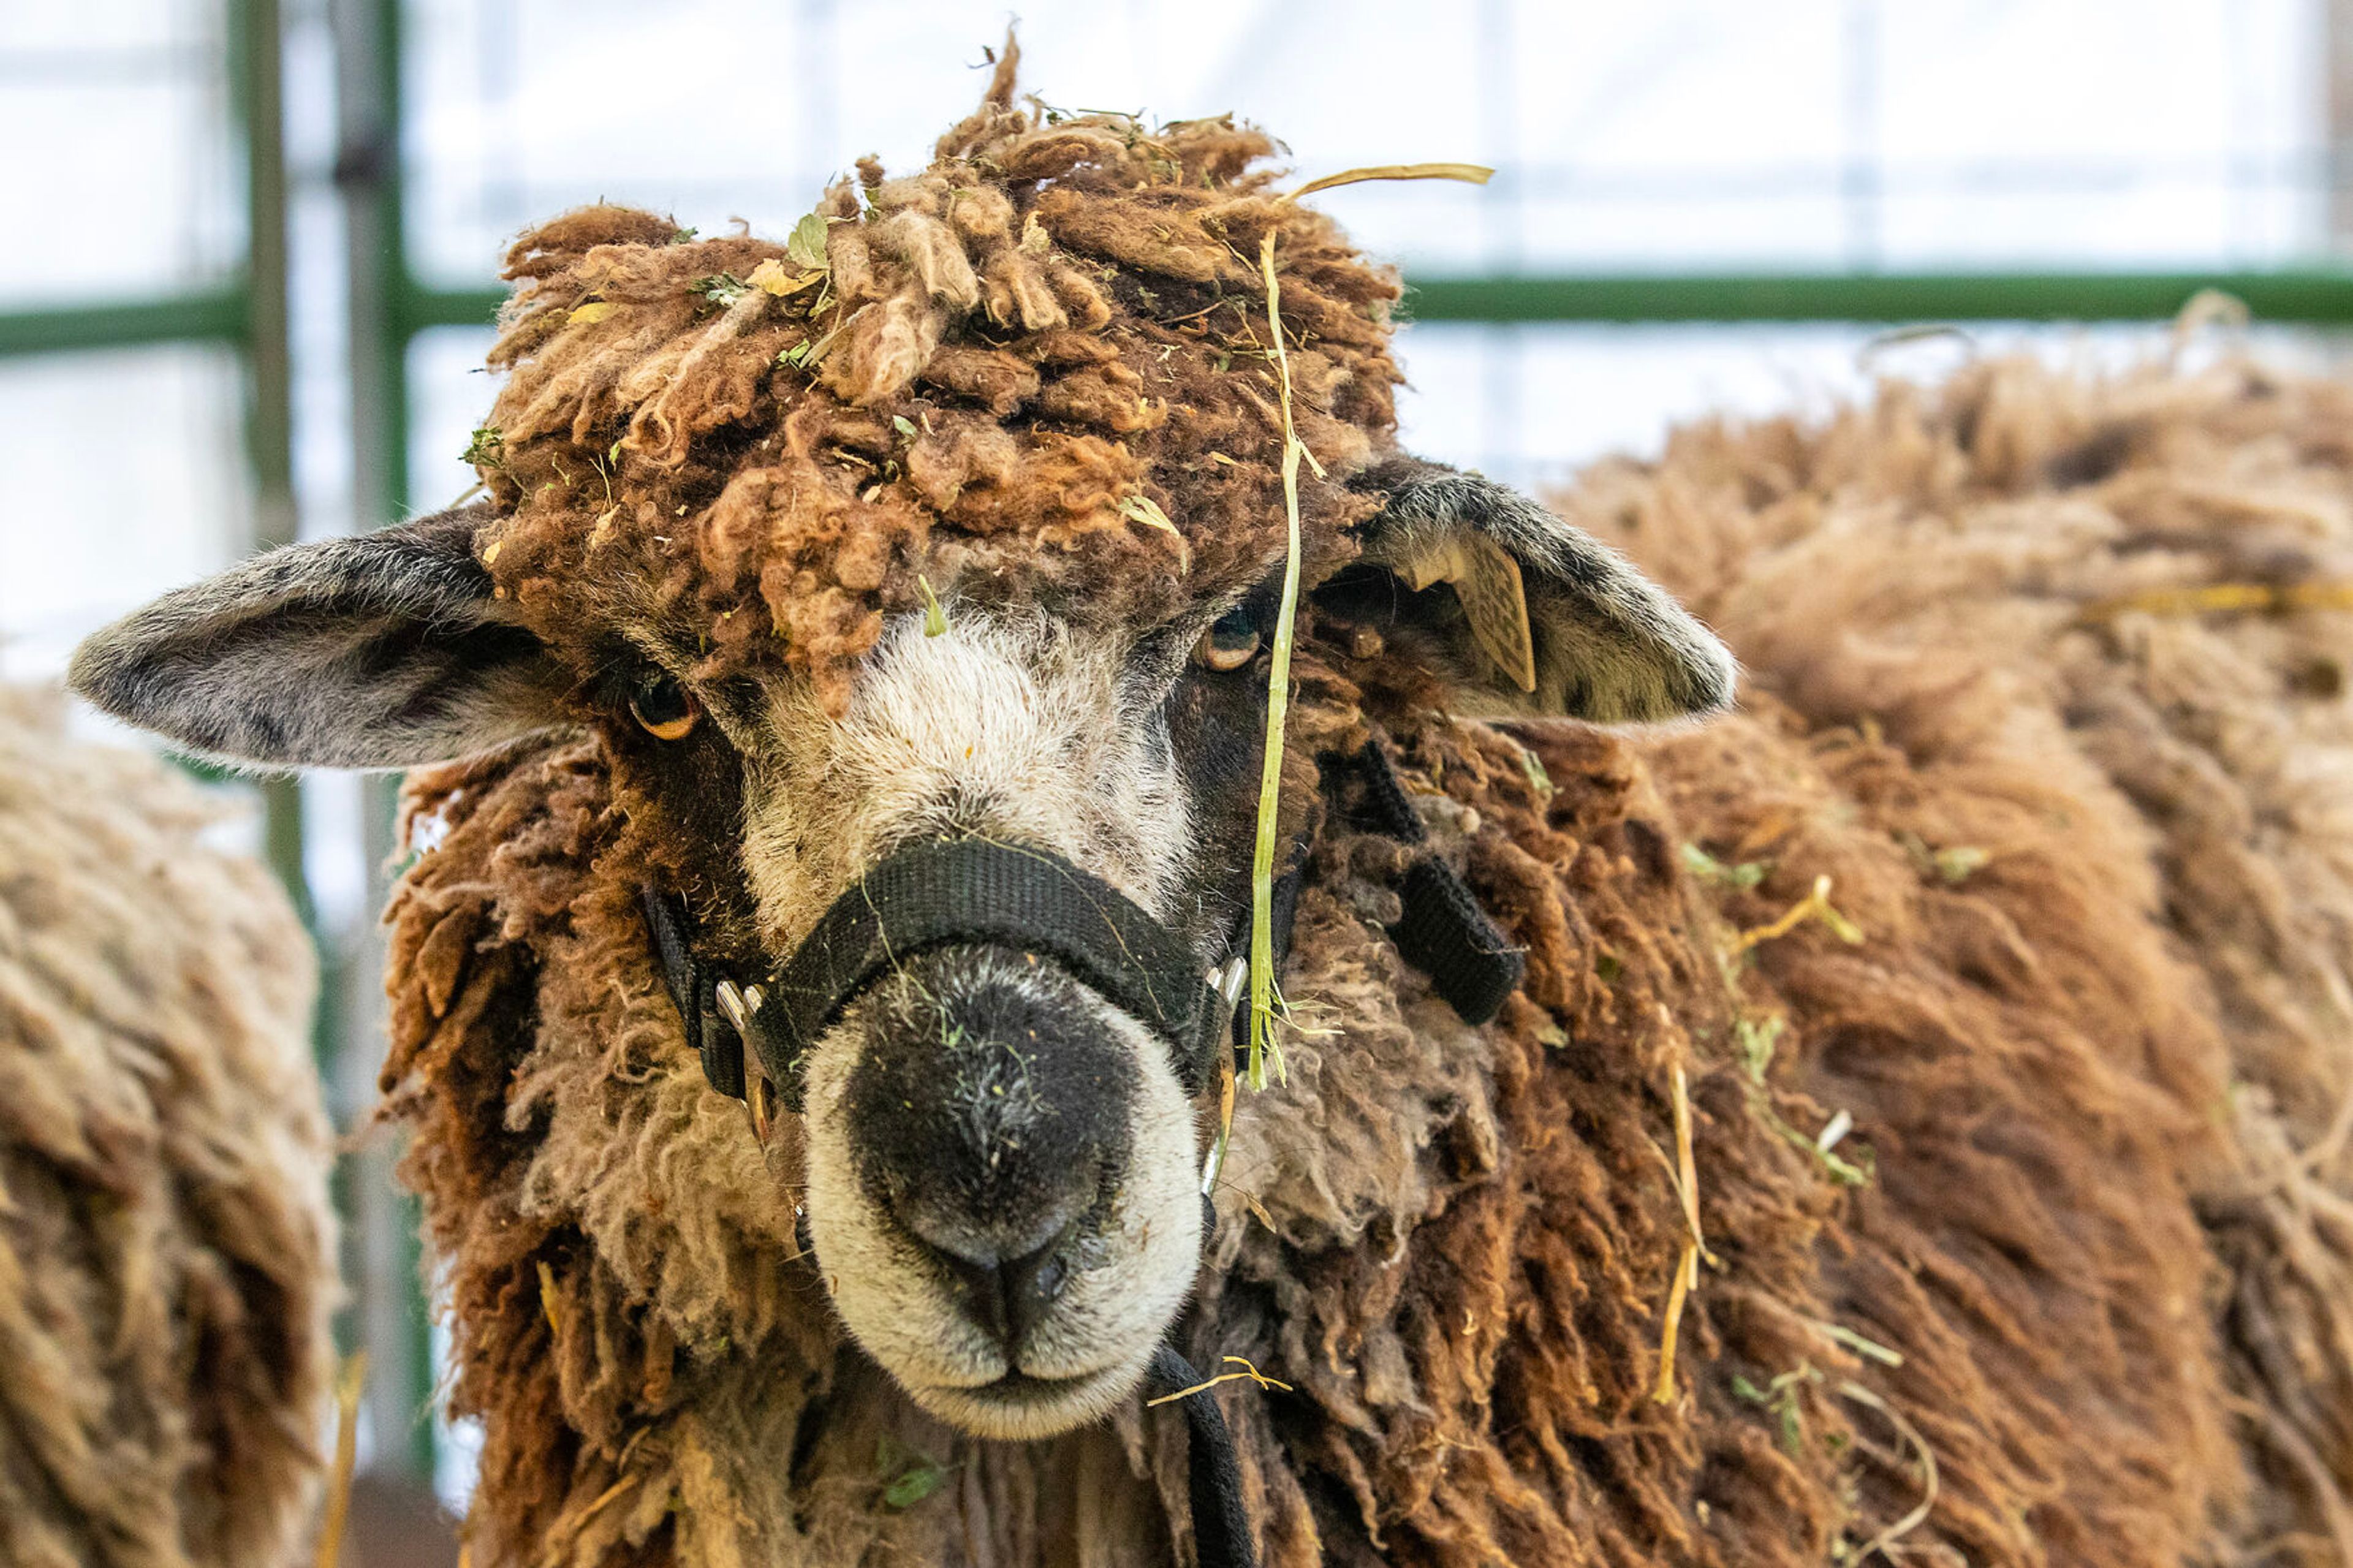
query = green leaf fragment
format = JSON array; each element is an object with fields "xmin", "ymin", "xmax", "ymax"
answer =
[
  {"xmin": 1934, "ymin": 846, "xmax": 1989, "ymax": 882},
  {"xmin": 1681, "ymin": 843, "xmax": 1768, "ymax": 889},
  {"xmin": 787, "ymin": 211, "xmax": 832, "ymax": 271},
  {"xmin": 691, "ymin": 273, "xmax": 751, "ymax": 308},
  {"xmin": 461, "ymin": 423, "xmax": 507, "ymax": 471},
  {"xmin": 1735, "ymin": 1015, "xmax": 1784, "ymax": 1082},
  {"xmin": 1518, "ymin": 746, "xmax": 1554, "ymax": 797},
  {"xmin": 882, "ymin": 1464, "xmax": 944, "ymax": 1509},
  {"xmin": 874, "ymin": 1435, "xmax": 947, "ymax": 1510}
]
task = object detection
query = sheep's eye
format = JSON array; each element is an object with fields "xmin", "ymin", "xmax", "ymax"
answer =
[
  {"xmin": 629, "ymin": 675, "xmax": 700, "ymax": 740},
  {"xmin": 1195, "ymin": 607, "xmax": 1261, "ymax": 673}
]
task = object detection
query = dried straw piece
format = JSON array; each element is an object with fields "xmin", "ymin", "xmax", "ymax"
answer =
[
  {"xmin": 2077, "ymin": 579, "xmax": 2353, "ymax": 623},
  {"xmin": 1730, "ymin": 874, "xmax": 1864, "ymax": 955},
  {"xmin": 311, "ymin": 1352, "xmax": 368, "ymax": 1568},
  {"xmin": 1838, "ymin": 1379, "xmax": 1940, "ymax": 1562},
  {"xmin": 1244, "ymin": 227, "xmax": 1308, "ymax": 1090},
  {"xmin": 1652, "ymin": 1064, "xmax": 1703, "ymax": 1404},
  {"xmin": 1284, "ymin": 162, "xmax": 1494, "ymax": 202},
  {"xmin": 1145, "ymin": 1355, "xmax": 1295, "ymax": 1407}
]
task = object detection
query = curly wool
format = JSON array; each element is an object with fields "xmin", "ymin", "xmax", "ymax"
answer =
[
  {"xmin": 1564, "ymin": 353, "xmax": 2353, "ymax": 1564},
  {"xmin": 381, "ymin": 53, "xmax": 2351, "ymax": 1568},
  {"xmin": 471, "ymin": 40, "xmax": 1398, "ymax": 715},
  {"xmin": 0, "ymin": 685, "xmax": 336, "ymax": 1568}
]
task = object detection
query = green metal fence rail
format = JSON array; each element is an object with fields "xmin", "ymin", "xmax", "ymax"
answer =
[
  {"xmin": 22, "ymin": 267, "xmax": 2353, "ymax": 373},
  {"xmin": 370, "ymin": 270, "xmax": 2353, "ymax": 339},
  {"xmin": 1404, "ymin": 270, "xmax": 2353, "ymax": 323}
]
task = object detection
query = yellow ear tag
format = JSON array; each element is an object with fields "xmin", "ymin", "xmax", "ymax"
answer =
[{"xmin": 1398, "ymin": 534, "xmax": 1538, "ymax": 693}]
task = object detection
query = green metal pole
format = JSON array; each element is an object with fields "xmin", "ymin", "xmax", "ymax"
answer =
[
  {"xmin": 226, "ymin": 0, "xmax": 311, "ymax": 936},
  {"xmin": 333, "ymin": 0, "xmax": 437, "ymax": 1483}
]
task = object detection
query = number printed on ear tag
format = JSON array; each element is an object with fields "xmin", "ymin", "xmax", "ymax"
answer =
[{"xmin": 1398, "ymin": 534, "xmax": 1539, "ymax": 693}]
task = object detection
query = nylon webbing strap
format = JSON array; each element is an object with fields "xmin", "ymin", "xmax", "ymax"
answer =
[
  {"xmin": 748, "ymin": 838, "xmax": 1225, "ymax": 1108},
  {"xmin": 638, "ymin": 888, "xmax": 744, "ymax": 1099},
  {"xmin": 1145, "ymin": 1346, "xmax": 1257, "ymax": 1568},
  {"xmin": 640, "ymin": 747, "xmax": 1528, "ymax": 1114},
  {"xmin": 1339, "ymin": 743, "xmax": 1526, "ymax": 1027},
  {"xmin": 1392, "ymin": 856, "xmax": 1524, "ymax": 1025}
]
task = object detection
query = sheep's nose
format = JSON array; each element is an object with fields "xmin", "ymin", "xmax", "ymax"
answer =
[
  {"xmin": 841, "ymin": 944, "xmax": 1139, "ymax": 1348},
  {"xmin": 906, "ymin": 1203, "xmax": 1084, "ymax": 1352}
]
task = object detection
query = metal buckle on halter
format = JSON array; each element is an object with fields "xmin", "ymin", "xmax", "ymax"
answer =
[{"xmin": 713, "ymin": 979, "xmax": 779, "ymax": 1144}]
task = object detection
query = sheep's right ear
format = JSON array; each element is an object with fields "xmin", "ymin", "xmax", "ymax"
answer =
[
  {"xmin": 1336, "ymin": 456, "xmax": 1735, "ymax": 722},
  {"xmin": 69, "ymin": 507, "xmax": 571, "ymax": 770}
]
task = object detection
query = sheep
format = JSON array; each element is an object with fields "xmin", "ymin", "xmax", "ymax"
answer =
[
  {"xmin": 66, "ymin": 44, "xmax": 2353, "ymax": 1568},
  {"xmin": 0, "ymin": 683, "xmax": 336, "ymax": 1567}
]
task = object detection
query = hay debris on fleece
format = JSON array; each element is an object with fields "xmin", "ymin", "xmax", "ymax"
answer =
[
  {"xmin": 472, "ymin": 40, "xmax": 1396, "ymax": 719},
  {"xmin": 1559, "ymin": 352, "xmax": 2353, "ymax": 1566},
  {"xmin": 0, "ymin": 684, "xmax": 336, "ymax": 1568},
  {"xmin": 382, "ymin": 45, "xmax": 2353, "ymax": 1568}
]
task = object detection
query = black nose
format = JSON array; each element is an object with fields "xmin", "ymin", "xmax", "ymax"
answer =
[
  {"xmin": 842, "ymin": 947, "xmax": 1137, "ymax": 1346},
  {"xmin": 905, "ymin": 1204, "xmax": 1083, "ymax": 1350}
]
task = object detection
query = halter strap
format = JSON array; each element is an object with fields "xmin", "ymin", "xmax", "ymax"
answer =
[
  {"xmin": 646, "ymin": 840, "xmax": 1225, "ymax": 1113},
  {"xmin": 641, "ymin": 740, "xmax": 1526, "ymax": 1112}
]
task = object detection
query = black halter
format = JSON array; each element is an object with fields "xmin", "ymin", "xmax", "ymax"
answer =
[
  {"xmin": 636, "ymin": 740, "xmax": 1524, "ymax": 1568},
  {"xmin": 643, "ymin": 838, "xmax": 1229, "ymax": 1115},
  {"xmin": 642, "ymin": 741, "xmax": 1523, "ymax": 1115}
]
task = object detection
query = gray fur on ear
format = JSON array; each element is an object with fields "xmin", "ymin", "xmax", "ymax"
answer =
[
  {"xmin": 1350, "ymin": 455, "xmax": 1737, "ymax": 722},
  {"xmin": 69, "ymin": 507, "xmax": 570, "ymax": 770}
]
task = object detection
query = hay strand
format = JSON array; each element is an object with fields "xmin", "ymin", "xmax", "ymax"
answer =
[
  {"xmin": 1244, "ymin": 227, "xmax": 1306, "ymax": 1090},
  {"xmin": 1838, "ymin": 1379, "xmax": 1939, "ymax": 1562},
  {"xmin": 1284, "ymin": 162, "xmax": 1494, "ymax": 202},
  {"xmin": 1653, "ymin": 1064, "xmax": 1705, "ymax": 1404},
  {"xmin": 311, "ymin": 1351, "xmax": 368, "ymax": 1568},
  {"xmin": 2078, "ymin": 580, "xmax": 2353, "ymax": 624},
  {"xmin": 1730, "ymin": 874, "xmax": 1864, "ymax": 955},
  {"xmin": 1146, "ymin": 1355, "xmax": 1295, "ymax": 1407}
]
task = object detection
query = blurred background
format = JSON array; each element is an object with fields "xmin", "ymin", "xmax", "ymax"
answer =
[{"xmin": 2, "ymin": 0, "xmax": 2347, "ymax": 1548}]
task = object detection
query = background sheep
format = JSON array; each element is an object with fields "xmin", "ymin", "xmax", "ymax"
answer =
[
  {"xmin": 0, "ymin": 684, "xmax": 336, "ymax": 1567},
  {"xmin": 65, "ymin": 53, "xmax": 2353, "ymax": 1568},
  {"xmin": 1573, "ymin": 354, "xmax": 2353, "ymax": 1563}
]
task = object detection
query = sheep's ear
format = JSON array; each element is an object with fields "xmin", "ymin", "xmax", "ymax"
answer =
[
  {"xmin": 69, "ymin": 507, "xmax": 570, "ymax": 770},
  {"xmin": 1329, "ymin": 456, "xmax": 1735, "ymax": 722}
]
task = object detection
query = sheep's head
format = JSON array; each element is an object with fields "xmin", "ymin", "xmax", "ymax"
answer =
[{"xmin": 70, "ymin": 55, "xmax": 1732, "ymax": 1442}]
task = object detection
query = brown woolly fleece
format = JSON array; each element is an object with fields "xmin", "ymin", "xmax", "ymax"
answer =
[
  {"xmin": 472, "ymin": 44, "xmax": 1391, "ymax": 719},
  {"xmin": 382, "ymin": 46, "xmax": 2353, "ymax": 1568},
  {"xmin": 0, "ymin": 686, "xmax": 335, "ymax": 1567}
]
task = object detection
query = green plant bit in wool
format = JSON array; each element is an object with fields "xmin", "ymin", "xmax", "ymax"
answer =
[
  {"xmin": 1239, "ymin": 159, "xmax": 1493, "ymax": 1094},
  {"xmin": 874, "ymin": 1437, "xmax": 947, "ymax": 1511},
  {"xmin": 1245, "ymin": 227, "xmax": 1311, "ymax": 1091},
  {"xmin": 786, "ymin": 211, "xmax": 830, "ymax": 271},
  {"xmin": 461, "ymin": 423, "xmax": 507, "ymax": 474},
  {"xmin": 1683, "ymin": 841, "xmax": 1770, "ymax": 889}
]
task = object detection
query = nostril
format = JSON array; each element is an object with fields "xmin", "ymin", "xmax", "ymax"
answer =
[
  {"xmin": 928, "ymin": 1221, "xmax": 1080, "ymax": 1352},
  {"xmin": 1003, "ymin": 1228, "xmax": 1074, "ymax": 1345},
  {"xmin": 939, "ymin": 1253, "xmax": 1014, "ymax": 1346}
]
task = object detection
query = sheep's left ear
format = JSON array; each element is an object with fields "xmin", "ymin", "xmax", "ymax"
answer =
[{"xmin": 1333, "ymin": 455, "xmax": 1735, "ymax": 722}]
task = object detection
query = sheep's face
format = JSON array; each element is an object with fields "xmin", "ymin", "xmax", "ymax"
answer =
[
  {"xmin": 684, "ymin": 597, "xmax": 1273, "ymax": 1439},
  {"xmin": 69, "ymin": 458, "xmax": 1733, "ymax": 1441}
]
